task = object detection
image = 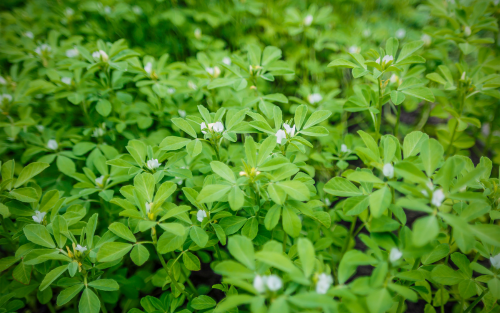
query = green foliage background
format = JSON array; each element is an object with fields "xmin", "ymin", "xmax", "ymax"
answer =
[{"xmin": 1, "ymin": 0, "xmax": 500, "ymax": 313}]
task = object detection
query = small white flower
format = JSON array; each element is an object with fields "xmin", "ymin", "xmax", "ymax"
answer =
[
  {"xmin": 253, "ymin": 275, "xmax": 267, "ymax": 293},
  {"xmin": 25, "ymin": 31, "xmax": 34, "ymax": 39},
  {"xmin": 362, "ymin": 29, "xmax": 371, "ymax": 37},
  {"xmin": 0, "ymin": 94, "xmax": 12, "ymax": 103},
  {"xmin": 390, "ymin": 74, "xmax": 399, "ymax": 84},
  {"xmin": 144, "ymin": 62, "xmax": 153, "ymax": 75},
  {"xmin": 308, "ymin": 93, "xmax": 323, "ymax": 104},
  {"xmin": 65, "ymin": 48, "xmax": 79, "ymax": 58},
  {"xmin": 197, "ymin": 210, "xmax": 207, "ymax": 222},
  {"xmin": 104, "ymin": 6, "xmax": 112, "ymax": 14},
  {"xmin": 283, "ymin": 123, "xmax": 295, "ymax": 137},
  {"xmin": 32, "ymin": 211, "xmax": 46, "ymax": 223},
  {"xmin": 304, "ymin": 14, "xmax": 313, "ymax": 26},
  {"xmin": 376, "ymin": 55, "xmax": 394, "ymax": 65},
  {"xmin": 146, "ymin": 159, "xmax": 161, "ymax": 170},
  {"xmin": 212, "ymin": 122, "xmax": 224, "ymax": 133},
  {"xmin": 95, "ymin": 175, "xmax": 107, "ymax": 187},
  {"xmin": 383, "ymin": 163, "xmax": 394, "ymax": 179},
  {"xmin": 36, "ymin": 125, "xmax": 45, "ymax": 132},
  {"xmin": 222, "ymin": 57, "xmax": 231, "ymax": 65},
  {"xmin": 421, "ymin": 34, "xmax": 432, "ymax": 46},
  {"xmin": 178, "ymin": 109, "xmax": 186, "ymax": 117},
  {"xmin": 132, "ymin": 5, "xmax": 142, "ymax": 15},
  {"xmin": 395, "ymin": 28, "xmax": 406, "ymax": 39},
  {"xmin": 348, "ymin": 45, "xmax": 360, "ymax": 54},
  {"xmin": 61, "ymin": 77, "xmax": 72, "ymax": 85},
  {"xmin": 92, "ymin": 50, "xmax": 108, "ymax": 62},
  {"xmin": 75, "ymin": 244, "xmax": 87, "ymax": 253},
  {"xmin": 276, "ymin": 129, "xmax": 287, "ymax": 144},
  {"xmin": 65, "ymin": 8, "xmax": 74, "ymax": 16},
  {"xmin": 316, "ymin": 273, "xmax": 333, "ymax": 294},
  {"xmin": 35, "ymin": 44, "xmax": 51, "ymax": 56},
  {"xmin": 239, "ymin": 171, "xmax": 247, "ymax": 176},
  {"xmin": 265, "ymin": 275, "xmax": 282, "ymax": 291},
  {"xmin": 464, "ymin": 26, "xmax": 471, "ymax": 37},
  {"xmin": 0, "ymin": 76, "xmax": 6, "ymax": 84},
  {"xmin": 200, "ymin": 122, "xmax": 208, "ymax": 134},
  {"xmin": 431, "ymin": 189, "xmax": 445, "ymax": 207},
  {"xmin": 168, "ymin": 88, "xmax": 176, "ymax": 94},
  {"xmin": 205, "ymin": 67, "xmax": 214, "ymax": 75},
  {"xmin": 92, "ymin": 127, "xmax": 105, "ymax": 137},
  {"xmin": 421, "ymin": 189, "xmax": 428, "ymax": 197},
  {"xmin": 325, "ymin": 198, "xmax": 332, "ymax": 206},
  {"xmin": 47, "ymin": 139, "xmax": 58, "ymax": 150},
  {"xmin": 145, "ymin": 202, "xmax": 152, "ymax": 214},
  {"xmin": 490, "ymin": 253, "xmax": 500, "ymax": 269},
  {"xmin": 194, "ymin": 28, "xmax": 202, "ymax": 39},
  {"xmin": 389, "ymin": 248, "xmax": 403, "ymax": 262},
  {"xmin": 188, "ymin": 81, "xmax": 197, "ymax": 90},
  {"xmin": 340, "ymin": 144, "xmax": 349, "ymax": 153},
  {"xmin": 461, "ymin": 71, "xmax": 466, "ymax": 80}
]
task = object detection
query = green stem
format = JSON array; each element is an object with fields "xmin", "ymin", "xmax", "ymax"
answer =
[
  {"xmin": 483, "ymin": 104, "xmax": 499, "ymax": 156},
  {"xmin": 151, "ymin": 227, "xmax": 192, "ymax": 300},
  {"xmin": 214, "ymin": 242, "xmax": 223, "ymax": 261},
  {"xmin": 282, "ymin": 232, "xmax": 287, "ymax": 253},
  {"xmin": 376, "ymin": 77, "xmax": 383, "ymax": 141},
  {"xmin": 463, "ymin": 288, "xmax": 488, "ymax": 313},
  {"xmin": 395, "ymin": 105, "xmax": 402, "ymax": 137},
  {"xmin": 341, "ymin": 216, "xmax": 357, "ymax": 255}
]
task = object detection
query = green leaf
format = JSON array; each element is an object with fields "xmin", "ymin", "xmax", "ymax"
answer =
[
  {"xmin": 282, "ymin": 205, "xmax": 301, "ymax": 237},
  {"xmin": 397, "ymin": 40, "xmax": 424, "ymax": 63},
  {"xmin": 403, "ymin": 131, "xmax": 428, "ymax": 159},
  {"xmin": 369, "ymin": 186, "xmax": 392, "ymax": 218},
  {"xmin": 297, "ymin": 238, "xmax": 315, "ymax": 278},
  {"xmin": 210, "ymin": 161, "xmax": 235, "ymax": 183},
  {"xmin": 57, "ymin": 284, "xmax": 84, "ymax": 306},
  {"xmin": 96, "ymin": 242, "xmax": 133, "ymax": 262},
  {"xmin": 23, "ymin": 224, "xmax": 55, "ymax": 248},
  {"xmin": 401, "ymin": 87, "xmax": 435, "ymax": 102},
  {"xmin": 302, "ymin": 111, "xmax": 332, "ymax": 129},
  {"xmin": 347, "ymin": 171, "xmax": 384, "ymax": 184},
  {"xmin": 108, "ymin": 222, "xmax": 136, "ymax": 242},
  {"xmin": 394, "ymin": 161, "xmax": 428, "ymax": 185},
  {"xmin": 171, "ymin": 118, "xmax": 197, "ymax": 138},
  {"xmin": 264, "ymin": 205, "xmax": 281, "ymax": 230},
  {"xmin": 88, "ymin": 279, "xmax": 119, "ymax": 291},
  {"xmin": 328, "ymin": 58, "xmax": 359, "ymax": 68},
  {"xmin": 420, "ymin": 138, "xmax": 444, "ymax": 177},
  {"xmin": 276, "ymin": 181, "xmax": 310, "ymax": 201},
  {"xmin": 228, "ymin": 235, "xmax": 255, "ymax": 270},
  {"xmin": 471, "ymin": 224, "xmax": 500, "ymax": 247},
  {"xmin": 191, "ymin": 295, "xmax": 216, "ymax": 310},
  {"xmin": 324, "ymin": 177, "xmax": 363, "ymax": 197},
  {"xmin": 412, "ymin": 215, "xmax": 439, "ymax": 246},
  {"xmin": 10, "ymin": 187, "xmax": 39, "ymax": 203},
  {"xmin": 79, "ymin": 288, "xmax": 100, "ymax": 313},
  {"xmin": 96, "ymin": 99, "xmax": 112, "ymax": 117},
  {"xmin": 130, "ymin": 245, "xmax": 149, "ymax": 266},
  {"xmin": 344, "ymin": 196, "xmax": 370, "ymax": 216},
  {"xmin": 431, "ymin": 264, "xmax": 464, "ymax": 285},
  {"xmin": 13, "ymin": 262, "xmax": 31, "ymax": 284},
  {"xmin": 14, "ymin": 162, "xmax": 49, "ymax": 188},
  {"xmin": 254, "ymin": 251, "xmax": 297, "ymax": 273},
  {"xmin": 190, "ymin": 226, "xmax": 209, "ymax": 248},
  {"xmin": 197, "ymin": 184, "xmax": 232, "ymax": 203},
  {"xmin": 183, "ymin": 252, "xmax": 201, "ymax": 271},
  {"xmin": 219, "ymin": 216, "xmax": 247, "ymax": 235},
  {"xmin": 40, "ymin": 265, "xmax": 67, "ymax": 291}
]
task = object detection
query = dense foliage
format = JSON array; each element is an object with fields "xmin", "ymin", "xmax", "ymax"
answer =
[{"xmin": 1, "ymin": 0, "xmax": 500, "ymax": 312}]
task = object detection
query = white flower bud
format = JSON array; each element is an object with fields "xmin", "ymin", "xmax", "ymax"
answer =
[
  {"xmin": 383, "ymin": 163, "xmax": 394, "ymax": 179},
  {"xmin": 32, "ymin": 211, "xmax": 46, "ymax": 223},
  {"xmin": 75, "ymin": 244, "xmax": 87, "ymax": 253},
  {"xmin": 265, "ymin": 275, "xmax": 282, "ymax": 291},
  {"xmin": 304, "ymin": 14, "xmax": 313, "ymax": 26},
  {"xmin": 253, "ymin": 275, "xmax": 266, "ymax": 293},
  {"xmin": 47, "ymin": 139, "xmax": 58, "ymax": 150},
  {"xmin": 146, "ymin": 159, "xmax": 161, "ymax": 170},
  {"xmin": 197, "ymin": 210, "xmax": 207, "ymax": 222},
  {"xmin": 316, "ymin": 273, "xmax": 333, "ymax": 294},
  {"xmin": 276, "ymin": 129, "xmax": 287, "ymax": 144},
  {"xmin": 389, "ymin": 248, "xmax": 403, "ymax": 262},
  {"xmin": 491, "ymin": 253, "xmax": 500, "ymax": 269},
  {"xmin": 431, "ymin": 189, "xmax": 445, "ymax": 207}
]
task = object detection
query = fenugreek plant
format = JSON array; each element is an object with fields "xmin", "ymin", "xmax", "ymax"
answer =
[{"xmin": 1, "ymin": 1, "xmax": 500, "ymax": 313}]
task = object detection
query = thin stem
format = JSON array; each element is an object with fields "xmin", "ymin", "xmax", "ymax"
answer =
[
  {"xmin": 151, "ymin": 227, "xmax": 192, "ymax": 300},
  {"xmin": 463, "ymin": 288, "xmax": 488, "ymax": 313},
  {"xmin": 376, "ymin": 77, "xmax": 383, "ymax": 140},
  {"xmin": 214, "ymin": 242, "xmax": 223, "ymax": 261},
  {"xmin": 394, "ymin": 105, "xmax": 402, "ymax": 137},
  {"xmin": 483, "ymin": 103, "xmax": 499, "ymax": 156},
  {"xmin": 341, "ymin": 216, "xmax": 357, "ymax": 255}
]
